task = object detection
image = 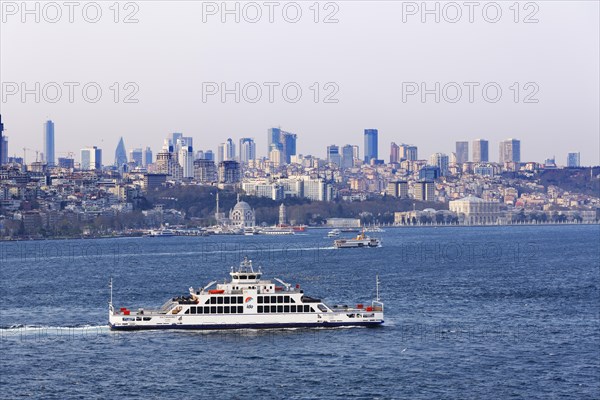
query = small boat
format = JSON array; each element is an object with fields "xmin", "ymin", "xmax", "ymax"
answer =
[
  {"xmin": 364, "ymin": 227, "xmax": 385, "ymax": 233},
  {"xmin": 148, "ymin": 228, "xmax": 176, "ymax": 237},
  {"xmin": 334, "ymin": 231, "xmax": 381, "ymax": 249},
  {"xmin": 258, "ymin": 227, "xmax": 295, "ymax": 235},
  {"xmin": 327, "ymin": 229, "xmax": 341, "ymax": 238},
  {"xmin": 341, "ymin": 228, "xmax": 360, "ymax": 233}
]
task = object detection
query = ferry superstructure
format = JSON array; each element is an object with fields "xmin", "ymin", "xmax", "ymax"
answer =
[{"xmin": 108, "ymin": 258, "xmax": 384, "ymax": 330}]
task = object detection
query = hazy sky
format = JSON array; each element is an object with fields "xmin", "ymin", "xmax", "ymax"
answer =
[{"xmin": 1, "ymin": 1, "xmax": 598, "ymax": 165}]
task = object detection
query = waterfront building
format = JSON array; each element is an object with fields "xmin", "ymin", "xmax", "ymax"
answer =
[
  {"xmin": 449, "ymin": 195, "xmax": 500, "ymax": 225},
  {"xmin": 413, "ymin": 181, "xmax": 435, "ymax": 201}
]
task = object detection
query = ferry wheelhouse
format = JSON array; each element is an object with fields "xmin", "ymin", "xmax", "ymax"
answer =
[{"xmin": 109, "ymin": 257, "xmax": 384, "ymax": 330}]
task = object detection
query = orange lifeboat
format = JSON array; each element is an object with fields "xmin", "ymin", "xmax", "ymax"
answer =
[{"xmin": 208, "ymin": 289, "xmax": 225, "ymax": 294}]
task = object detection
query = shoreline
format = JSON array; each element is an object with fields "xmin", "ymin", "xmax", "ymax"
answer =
[{"xmin": 1, "ymin": 221, "xmax": 598, "ymax": 242}]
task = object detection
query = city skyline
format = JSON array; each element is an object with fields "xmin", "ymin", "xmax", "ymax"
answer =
[{"xmin": 2, "ymin": 2, "xmax": 598, "ymax": 166}]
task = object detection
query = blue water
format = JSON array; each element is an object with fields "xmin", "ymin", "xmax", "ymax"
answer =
[{"xmin": 0, "ymin": 225, "xmax": 598, "ymax": 399}]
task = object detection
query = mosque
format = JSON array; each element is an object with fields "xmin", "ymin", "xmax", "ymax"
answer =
[{"xmin": 215, "ymin": 192, "xmax": 255, "ymax": 228}]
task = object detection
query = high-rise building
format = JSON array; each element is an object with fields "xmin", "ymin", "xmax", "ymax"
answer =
[
  {"xmin": 341, "ymin": 145, "xmax": 354, "ymax": 168},
  {"xmin": 429, "ymin": 153, "xmax": 449, "ymax": 176},
  {"xmin": 499, "ymin": 139, "xmax": 521, "ymax": 163},
  {"xmin": 143, "ymin": 147, "xmax": 153, "ymax": 166},
  {"xmin": 472, "ymin": 139, "xmax": 489, "ymax": 162},
  {"xmin": 114, "ymin": 137, "xmax": 128, "ymax": 168},
  {"xmin": 194, "ymin": 159, "xmax": 216, "ymax": 182},
  {"xmin": 269, "ymin": 147, "xmax": 283, "ymax": 167},
  {"xmin": 81, "ymin": 146, "xmax": 102, "ymax": 170},
  {"xmin": 390, "ymin": 142, "xmax": 400, "ymax": 164},
  {"xmin": 327, "ymin": 145, "xmax": 341, "ymax": 166},
  {"xmin": 364, "ymin": 129, "xmax": 378, "ymax": 163},
  {"xmin": 57, "ymin": 157, "xmax": 74, "ymax": 169},
  {"xmin": 1, "ymin": 136, "xmax": 8, "ymax": 165},
  {"xmin": 413, "ymin": 181, "xmax": 435, "ymax": 201},
  {"xmin": 129, "ymin": 148, "xmax": 143, "ymax": 167},
  {"xmin": 218, "ymin": 160, "xmax": 241, "ymax": 183},
  {"xmin": 43, "ymin": 120, "xmax": 55, "ymax": 167},
  {"xmin": 204, "ymin": 150, "xmax": 214, "ymax": 161},
  {"xmin": 455, "ymin": 141, "xmax": 469, "ymax": 164},
  {"xmin": 352, "ymin": 145, "xmax": 360, "ymax": 161},
  {"xmin": 225, "ymin": 138, "xmax": 235, "ymax": 161},
  {"xmin": 268, "ymin": 128, "xmax": 297, "ymax": 164},
  {"xmin": 399, "ymin": 144, "xmax": 418, "ymax": 161},
  {"xmin": 567, "ymin": 152, "xmax": 581, "ymax": 168},
  {"xmin": 178, "ymin": 145, "xmax": 194, "ymax": 178},
  {"xmin": 239, "ymin": 138, "xmax": 256, "ymax": 163},
  {"xmin": 217, "ymin": 143, "xmax": 225, "ymax": 164}
]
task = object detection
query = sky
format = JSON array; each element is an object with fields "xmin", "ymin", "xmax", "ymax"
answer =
[{"xmin": 1, "ymin": 0, "xmax": 599, "ymax": 165}]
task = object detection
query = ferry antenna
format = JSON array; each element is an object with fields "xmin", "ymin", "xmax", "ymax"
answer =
[{"xmin": 109, "ymin": 277, "xmax": 113, "ymax": 306}]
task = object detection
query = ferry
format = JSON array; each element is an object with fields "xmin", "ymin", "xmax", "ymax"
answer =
[
  {"xmin": 108, "ymin": 257, "xmax": 384, "ymax": 330},
  {"xmin": 334, "ymin": 231, "xmax": 381, "ymax": 248}
]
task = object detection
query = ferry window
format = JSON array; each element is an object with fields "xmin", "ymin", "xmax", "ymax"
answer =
[
  {"xmin": 232, "ymin": 275, "xmax": 238, "ymax": 279},
  {"xmin": 277, "ymin": 306, "xmax": 283, "ymax": 313},
  {"xmin": 257, "ymin": 296, "xmax": 263, "ymax": 304},
  {"xmin": 198, "ymin": 307, "xmax": 203, "ymax": 314},
  {"xmin": 211, "ymin": 306, "xmax": 216, "ymax": 314},
  {"xmin": 291, "ymin": 298, "xmax": 296, "ymax": 303},
  {"xmin": 217, "ymin": 306, "xmax": 223, "ymax": 314},
  {"xmin": 224, "ymin": 297, "xmax": 230, "ymax": 304},
  {"xmin": 249, "ymin": 275, "xmax": 255, "ymax": 279},
  {"xmin": 264, "ymin": 296, "xmax": 270, "ymax": 304},
  {"xmin": 143, "ymin": 317, "xmax": 151, "ymax": 321},
  {"xmin": 191, "ymin": 307, "xmax": 197, "ymax": 314},
  {"xmin": 205, "ymin": 299, "xmax": 210, "ymax": 304},
  {"xmin": 204, "ymin": 306, "xmax": 209, "ymax": 314},
  {"xmin": 311, "ymin": 307, "xmax": 316, "ymax": 312},
  {"xmin": 291, "ymin": 305, "xmax": 296, "ymax": 312},
  {"xmin": 277, "ymin": 296, "xmax": 283, "ymax": 303},
  {"xmin": 271, "ymin": 295, "xmax": 276, "ymax": 303},
  {"xmin": 238, "ymin": 297, "xmax": 243, "ymax": 304},
  {"xmin": 230, "ymin": 307, "xmax": 236, "ymax": 314},
  {"xmin": 304, "ymin": 305, "xmax": 310, "ymax": 312},
  {"xmin": 210, "ymin": 297, "xmax": 217, "ymax": 305},
  {"xmin": 217, "ymin": 297, "xmax": 223, "ymax": 304},
  {"xmin": 237, "ymin": 306, "xmax": 243, "ymax": 313},
  {"xmin": 284, "ymin": 296, "xmax": 290, "ymax": 303},
  {"xmin": 263, "ymin": 306, "xmax": 268, "ymax": 313},
  {"xmin": 271, "ymin": 306, "xmax": 276, "ymax": 313},
  {"xmin": 240, "ymin": 275, "xmax": 246, "ymax": 279},
  {"xmin": 257, "ymin": 306, "xmax": 263, "ymax": 313},
  {"xmin": 224, "ymin": 306, "xmax": 230, "ymax": 313},
  {"xmin": 184, "ymin": 309, "xmax": 190, "ymax": 314},
  {"xmin": 284, "ymin": 305, "xmax": 290, "ymax": 313},
  {"xmin": 230, "ymin": 297, "xmax": 236, "ymax": 304}
]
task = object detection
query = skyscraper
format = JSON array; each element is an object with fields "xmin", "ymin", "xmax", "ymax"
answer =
[
  {"xmin": 327, "ymin": 145, "xmax": 341, "ymax": 166},
  {"xmin": 224, "ymin": 138, "xmax": 235, "ymax": 161},
  {"xmin": 399, "ymin": 144, "xmax": 418, "ymax": 161},
  {"xmin": 268, "ymin": 128, "xmax": 297, "ymax": 164},
  {"xmin": 217, "ymin": 143, "xmax": 225, "ymax": 164},
  {"xmin": 44, "ymin": 120, "xmax": 55, "ymax": 167},
  {"xmin": 499, "ymin": 139, "xmax": 521, "ymax": 163},
  {"xmin": 179, "ymin": 144, "xmax": 194, "ymax": 178},
  {"xmin": 455, "ymin": 141, "xmax": 469, "ymax": 163},
  {"xmin": 567, "ymin": 152, "xmax": 581, "ymax": 168},
  {"xmin": 390, "ymin": 142, "xmax": 400, "ymax": 164},
  {"xmin": 143, "ymin": 146, "xmax": 153, "ymax": 166},
  {"xmin": 342, "ymin": 144, "xmax": 354, "ymax": 168},
  {"xmin": 364, "ymin": 129, "xmax": 378, "ymax": 163},
  {"xmin": 472, "ymin": 139, "xmax": 489, "ymax": 162},
  {"xmin": 129, "ymin": 148, "xmax": 143, "ymax": 167},
  {"xmin": 81, "ymin": 146, "xmax": 102, "ymax": 170},
  {"xmin": 429, "ymin": 153, "xmax": 449, "ymax": 176},
  {"xmin": 114, "ymin": 137, "xmax": 128, "ymax": 168},
  {"xmin": 239, "ymin": 138, "xmax": 255, "ymax": 163}
]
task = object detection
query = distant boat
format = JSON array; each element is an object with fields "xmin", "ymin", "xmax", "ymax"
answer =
[
  {"xmin": 327, "ymin": 229, "xmax": 341, "ymax": 238},
  {"xmin": 340, "ymin": 228, "xmax": 360, "ymax": 233},
  {"xmin": 258, "ymin": 227, "xmax": 295, "ymax": 235},
  {"xmin": 364, "ymin": 227, "xmax": 385, "ymax": 233},
  {"xmin": 147, "ymin": 228, "xmax": 175, "ymax": 237}
]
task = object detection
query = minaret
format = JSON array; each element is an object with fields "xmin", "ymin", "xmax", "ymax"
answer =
[{"xmin": 215, "ymin": 191, "xmax": 220, "ymax": 224}]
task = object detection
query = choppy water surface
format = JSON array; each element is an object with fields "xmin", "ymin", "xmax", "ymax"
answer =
[{"xmin": 1, "ymin": 225, "xmax": 598, "ymax": 399}]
